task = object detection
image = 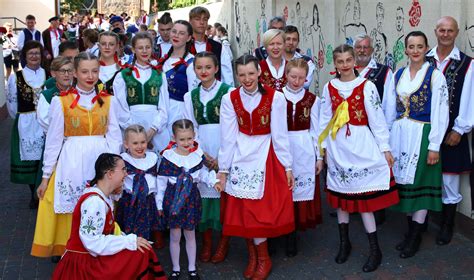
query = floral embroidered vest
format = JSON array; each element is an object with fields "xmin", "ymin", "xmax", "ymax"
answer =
[
  {"xmin": 364, "ymin": 63, "xmax": 389, "ymax": 101},
  {"xmin": 328, "ymin": 80, "xmax": 368, "ymax": 126},
  {"xmin": 60, "ymin": 93, "xmax": 111, "ymax": 136},
  {"xmin": 166, "ymin": 57, "xmax": 194, "ymax": 102},
  {"xmin": 66, "ymin": 192, "xmax": 115, "ymax": 253},
  {"xmin": 41, "ymin": 85, "xmax": 59, "ymax": 104},
  {"xmin": 394, "ymin": 66, "xmax": 434, "ymax": 123},
  {"xmin": 230, "ymin": 85, "xmax": 275, "ymax": 136},
  {"xmin": 191, "ymin": 83, "xmax": 230, "ymax": 125},
  {"xmin": 426, "ymin": 51, "xmax": 472, "ymax": 129},
  {"xmin": 259, "ymin": 59, "xmax": 287, "ymax": 92},
  {"xmin": 122, "ymin": 68, "xmax": 162, "ymax": 106},
  {"xmin": 16, "ymin": 70, "xmax": 45, "ymax": 112},
  {"xmin": 99, "ymin": 70, "xmax": 120, "ymax": 96},
  {"xmin": 286, "ymin": 90, "xmax": 316, "ymax": 131}
]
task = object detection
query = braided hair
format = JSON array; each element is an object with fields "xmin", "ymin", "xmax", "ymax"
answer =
[
  {"xmin": 89, "ymin": 153, "xmax": 123, "ymax": 187},
  {"xmin": 332, "ymin": 44, "xmax": 359, "ymax": 79},
  {"xmin": 73, "ymin": 51, "xmax": 104, "ymax": 107},
  {"xmin": 160, "ymin": 20, "xmax": 193, "ymax": 68}
]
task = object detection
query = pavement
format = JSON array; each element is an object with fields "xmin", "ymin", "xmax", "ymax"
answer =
[{"xmin": 1, "ymin": 117, "xmax": 474, "ymax": 279}]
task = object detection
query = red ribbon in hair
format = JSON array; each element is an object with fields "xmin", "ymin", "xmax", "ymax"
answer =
[
  {"xmin": 92, "ymin": 89, "xmax": 111, "ymax": 104},
  {"xmin": 171, "ymin": 57, "xmax": 188, "ymax": 67},
  {"xmin": 160, "ymin": 141, "xmax": 199, "ymax": 155},
  {"xmin": 60, "ymin": 88, "xmax": 80, "ymax": 109},
  {"xmin": 114, "ymin": 54, "xmax": 128, "ymax": 69}
]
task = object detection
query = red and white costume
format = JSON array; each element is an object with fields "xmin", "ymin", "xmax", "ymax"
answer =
[{"xmin": 218, "ymin": 85, "xmax": 294, "ymax": 237}]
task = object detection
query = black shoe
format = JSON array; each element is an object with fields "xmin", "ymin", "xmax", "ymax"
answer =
[
  {"xmin": 374, "ymin": 209, "xmax": 386, "ymax": 226},
  {"xmin": 188, "ymin": 270, "xmax": 200, "ymax": 280},
  {"xmin": 363, "ymin": 232, "xmax": 382, "ymax": 272},
  {"xmin": 396, "ymin": 216, "xmax": 413, "ymax": 251},
  {"xmin": 436, "ymin": 204, "xmax": 457, "ymax": 245},
  {"xmin": 335, "ymin": 223, "xmax": 351, "ymax": 264},
  {"xmin": 285, "ymin": 231, "xmax": 298, "ymax": 257},
  {"xmin": 51, "ymin": 256, "xmax": 61, "ymax": 263},
  {"xmin": 400, "ymin": 221, "xmax": 423, "ymax": 258},
  {"xmin": 169, "ymin": 271, "xmax": 180, "ymax": 280},
  {"xmin": 29, "ymin": 197, "xmax": 39, "ymax": 209}
]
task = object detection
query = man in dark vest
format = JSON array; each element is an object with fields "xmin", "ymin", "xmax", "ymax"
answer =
[
  {"xmin": 188, "ymin": 6, "xmax": 234, "ymax": 86},
  {"xmin": 354, "ymin": 34, "xmax": 394, "ymax": 225},
  {"xmin": 42, "ymin": 16, "xmax": 67, "ymax": 72},
  {"xmin": 426, "ymin": 16, "xmax": 473, "ymax": 246},
  {"xmin": 17, "ymin": 14, "xmax": 44, "ymax": 67}
]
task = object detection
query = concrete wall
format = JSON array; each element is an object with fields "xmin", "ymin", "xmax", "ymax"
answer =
[
  {"xmin": 0, "ymin": 0, "xmax": 56, "ymax": 31},
  {"xmin": 214, "ymin": 0, "xmax": 473, "ymax": 218}
]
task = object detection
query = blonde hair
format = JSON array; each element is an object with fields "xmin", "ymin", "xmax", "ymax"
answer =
[
  {"xmin": 285, "ymin": 58, "xmax": 309, "ymax": 75},
  {"xmin": 262, "ymin": 29, "xmax": 285, "ymax": 49},
  {"xmin": 124, "ymin": 124, "xmax": 147, "ymax": 141},
  {"xmin": 50, "ymin": 56, "xmax": 73, "ymax": 72}
]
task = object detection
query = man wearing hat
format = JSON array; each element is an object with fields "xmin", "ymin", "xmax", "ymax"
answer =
[{"xmin": 42, "ymin": 16, "xmax": 67, "ymax": 70}]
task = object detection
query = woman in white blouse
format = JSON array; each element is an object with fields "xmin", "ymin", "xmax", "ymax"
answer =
[
  {"xmin": 31, "ymin": 52, "xmax": 122, "ymax": 262},
  {"xmin": 385, "ymin": 31, "xmax": 449, "ymax": 259},
  {"xmin": 52, "ymin": 153, "xmax": 166, "ymax": 280},
  {"xmin": 7, "ymin": 40, "xmax": 47, "ymax": 209},
  {"xmin": 216, "ymin": 54, "xmax": 294, "ymax": 280},
  {"xmin": 113, "ymin": 32, "xmax": 170, "ymax": 152}
]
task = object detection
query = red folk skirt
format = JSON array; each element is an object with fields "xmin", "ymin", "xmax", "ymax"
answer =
[
  {"xmin": 294, "ymin": 175, "xmax": 322, "ymax": 231},
  {"xmin": 221, "ymin": 144, "xmax": 295, "ymax": 238},
  {"xmin": 326, "ymin": 171, "xmax": 399, "ymax": 213},
  {"xmin": 52, "ymin": 249, "xmax": 166, "ymax": 280}
]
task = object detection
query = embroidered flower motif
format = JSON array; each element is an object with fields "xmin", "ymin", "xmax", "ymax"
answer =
[{"xmin": 329, "ymin": 165, "xmax": 376, "ymax": 184}]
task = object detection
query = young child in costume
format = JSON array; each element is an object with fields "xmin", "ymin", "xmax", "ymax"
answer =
[
  {"xmin": 31, "ymin": 52, "xmax": 122, "ymax": 262},
  {"xmin": 283, "ymin": 58, "xmax": 322, "ymax": 257},
  {"xmin": 385, "ymin": 31, "xmax": 449, "ymax": 258},
  {"xmin": 113, "ymin": 32, "xmax": 170, "ymax": 152},
  {"xmin": 216, "ymin": 54, "xmax": 295, "ymax": 280},
  {"xmin": 158, "ymin": 20, "xmax": 199, "ymax": 133},
  {"xmin": 183, "ymin": 51, "xmax": 234, "ymax": 263},
  {"xmin": 317, "ymin": 44, "xmax": 398, "ymax": 272},
  {"xmin": 52, "ymin": 153, "xmax": 166, "ymax": 280},
  {"xmin": 157, "ymin": 119, "xmax": 219, "ymax": 280},
  {"xmin": 115, "ymin": 125, "xmax": 162, "ymax": 241}
]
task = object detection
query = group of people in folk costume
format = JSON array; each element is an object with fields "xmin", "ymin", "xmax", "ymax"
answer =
[{"xmin": 6, "ymin": 6, "xmax": 473, "ymax": 279}]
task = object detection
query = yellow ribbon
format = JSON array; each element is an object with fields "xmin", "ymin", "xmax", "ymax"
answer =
[
  {"xmin": 317, "ymin": 100, "xmax": 350, "ymax": 156},
  {"xmin": 113, "ymin": 222, "xmax": 122, "ymax": 236}
]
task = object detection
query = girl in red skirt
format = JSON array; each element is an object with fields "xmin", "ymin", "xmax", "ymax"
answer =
[
  {"xmin": 52, "ymin": 153, "xmax": 166, "ymax": 280},
  {"xmin": 216, "ymin": 54, "xmax": 295, "ymax": 279},
  {"xmin": 283, "ymin": 58, "xmax": 323, "ymax": 257},
  {"xmin": 317, "ymin": 45, "xmax": 399, "ymax": 272}
]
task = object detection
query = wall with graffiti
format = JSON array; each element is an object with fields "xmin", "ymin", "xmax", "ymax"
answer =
[
  {"xmin": 217, "ymin": 0, "xmax": 473, "ymax": 94},
  {"xmin": 216, "ymin": 0, "xmax": 473, "ymax": 218}
]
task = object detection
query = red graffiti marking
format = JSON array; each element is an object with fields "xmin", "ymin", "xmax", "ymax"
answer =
[
  {"xmin": 318, "ymin": 50, "xmax": 324, "ymax": 69},
  {"xmin": 409, "ymin": 0, "xmax": 422, "ymax": 27}
]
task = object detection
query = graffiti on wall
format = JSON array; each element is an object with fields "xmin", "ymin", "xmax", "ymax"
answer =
[
  {"xmin": 408, "ymin": 0, "xmax": 422, "ymax": 27},
  {"xmin": 393, "ymin": 6, "xmax": 405, "ymax": 69},
  {"xmin": 234, "ymin": 1, "xmax": 254, "ymax": 54},
  {"xmin": 342, "ymin": 0, "xmax": 367, "ymax": 46}
]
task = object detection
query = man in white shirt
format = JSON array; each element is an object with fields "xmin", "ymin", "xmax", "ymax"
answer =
[
  {"xmin": 189, "ymin": 6, "xmax": 234, "ymax": 86},
  {"xmin": 17, "ymin": 14, "xmax": 44, "ymax": 67},
  {"xmin": 425, "ymin": 16, "xmax": 474, "ymax": 246}
]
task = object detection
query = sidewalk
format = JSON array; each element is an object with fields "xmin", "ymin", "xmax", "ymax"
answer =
[{"xmin": 1, "ymin": 118, "xmax": 473, "ymax": 279}]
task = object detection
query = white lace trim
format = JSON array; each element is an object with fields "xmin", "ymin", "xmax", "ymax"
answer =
[{"xmin": 327, "ymin": 184, "xmax": 391, "ymax": 195}]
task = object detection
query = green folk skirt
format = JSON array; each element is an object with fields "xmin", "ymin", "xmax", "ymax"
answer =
[
  {"xmin": 10, "ymin": 116, "xmax": 40, "ymax": 185},
  {"xmin": 391, "ymin": 124, "xmax": 442, "ymax": 213},
  {"xmin": 198, "ymin": 198, "xmax": 222, "ymax": 232}
]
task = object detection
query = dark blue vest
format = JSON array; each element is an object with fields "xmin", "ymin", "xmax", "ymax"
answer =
[
  {"xmin": 395, "ymin": 66, "xmax": 435, "ymax": 123},
  {"xmin": 166, "ymin": 57, "xmax": 194, "ymax": 102},
  {"xmin": 426, "ymin": 50, "xmax": 473, "ymax": 173},
  {"xmin": 364, "ymin": 63, "xmax": 390, "ymax": 101},
  {"xmin": 22, "ymin": 28, "xmax": 41, "ymax": 43}
]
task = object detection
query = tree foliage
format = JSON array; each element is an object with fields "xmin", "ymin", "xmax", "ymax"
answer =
[{"xmin": 61, "ymin": 0, "xmax": 96, "ymax": 14}]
